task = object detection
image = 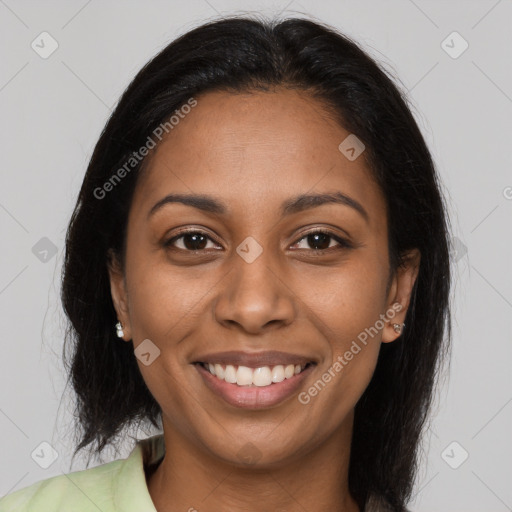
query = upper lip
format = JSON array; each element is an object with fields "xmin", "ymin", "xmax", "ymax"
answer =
[{"xmin": 193, "ymin": 350, "xmax": 317, "ymax": 368}]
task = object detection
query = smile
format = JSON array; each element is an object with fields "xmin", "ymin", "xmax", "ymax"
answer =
[
  {"xmin": 194, "ymin": 361, "xmax": 316, "ymax": 409},
  {"xmin": 199, "ymin": 362, "xmax": 312, "ymax": 387}
]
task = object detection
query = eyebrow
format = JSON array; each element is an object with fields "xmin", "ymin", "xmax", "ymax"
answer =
[{"xmin": 148, "ymin": 191, "xmax": 369, "ymax": 222}]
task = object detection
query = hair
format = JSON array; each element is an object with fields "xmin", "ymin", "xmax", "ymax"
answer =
[{"xmin": 61, "ymin": 14, "xmax": 451, "ymax": 512}]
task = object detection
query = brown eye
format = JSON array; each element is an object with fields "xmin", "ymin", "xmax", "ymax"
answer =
[
  {"xmin": 291, "ymin": 230, "xmax": 352, "ymax": 251},
  {"xmin": 165, "ymin": 230, "xmax": 220, "ymax": 252},
  {"xmin": 164, "ymin": 228, "xmax": 352, "ymax": 254}
]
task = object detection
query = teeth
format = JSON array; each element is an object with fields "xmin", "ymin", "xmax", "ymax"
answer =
[
  {"xmin": 214, "ymin": 363, "xmax": 225, "ymax": 379},
  {"xmin": 225, "ymin": 365, "xmax": 237, "ymax": 384},
  {"xmin": 284, "ymin": 364, "xmax": 295, "ymax": 379},
  {"xmin": 236, "ymin": 365, "xmax": 253, "ymax": 386},
  {"xmin": 202, "ymin": 362, "xmax": 308, "ymax": 387},
  {"xmin": 271, "ymin": 365, "xmax": 285, "ymax": 383},
  {"xmin": 253, "ymin": 367, "xmax": 272, "ymax": 387}
]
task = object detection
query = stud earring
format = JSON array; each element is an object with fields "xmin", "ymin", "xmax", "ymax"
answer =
[
  {"xmin": 392, "ymin": 323, "xmax": 404, "ymax": 334},
  {"xmin": 115, "ymin": 321, "xmax": 124, "ymax": 338}
]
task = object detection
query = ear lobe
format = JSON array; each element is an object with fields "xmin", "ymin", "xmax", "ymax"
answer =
[
  {"xmin": 107, "ymin": 249, "xmax": 131, "ymax": 341},
  {"xmin": 382, "ymin": 248, "xmax": 421, "ymax": 343}
]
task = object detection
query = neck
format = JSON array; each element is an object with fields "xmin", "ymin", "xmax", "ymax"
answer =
[{"xmin": 147, "ymin": 412, "xmax": 361, "ymax": 512}]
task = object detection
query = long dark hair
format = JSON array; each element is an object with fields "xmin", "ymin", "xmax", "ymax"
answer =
[{"xmin": 61, "ymin": 15, "xmax": 451, "ymax": 512}]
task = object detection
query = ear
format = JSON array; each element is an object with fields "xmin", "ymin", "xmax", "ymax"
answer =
[
  {"xmin": 382, "ymin": 248, "xmax": 421, "ymax": 343},
  {"xmin": 107, "ymin": 249, "xmax": 132, "ymax": 341}
]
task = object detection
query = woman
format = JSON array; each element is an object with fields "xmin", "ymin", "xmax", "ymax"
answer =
[{"xmin": 0, "ymin": 15, "xmax": 451, "ymax": 512}]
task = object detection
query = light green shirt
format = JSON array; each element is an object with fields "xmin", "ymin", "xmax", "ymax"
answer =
[
  {"xmin": 1, "ymin": 434, "xmax": 400, "ymax": 512},
  {"xmin": 0, "ymin": 434, "xmax": 165, "ymax": 512}
]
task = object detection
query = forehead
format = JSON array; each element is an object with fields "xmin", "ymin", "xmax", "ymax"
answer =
[{"xmin": 131, "ymin": 89, "xmax": 386, "ymax": 225}]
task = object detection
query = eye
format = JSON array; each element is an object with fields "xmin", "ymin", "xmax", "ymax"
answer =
[
  {"xmin": 165, "ymin": 229, "xmax": 221, "ymax": 252},
  {"xmin": 164, "ymin": 228, "xmax": 352, "ymax": 254},
  {"xmin": 290, "ymin": 230, "xmax": 352, "ymax": 252}
]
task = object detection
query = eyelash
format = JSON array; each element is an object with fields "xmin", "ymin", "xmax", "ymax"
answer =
[{"xmin": 164, "ymin": 228, "xmax": 352, "ymax": 254}]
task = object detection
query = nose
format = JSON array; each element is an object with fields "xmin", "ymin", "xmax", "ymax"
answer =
[{"xmin": 214, "ymin": 246, "xmax": 296, "ymax": 334}]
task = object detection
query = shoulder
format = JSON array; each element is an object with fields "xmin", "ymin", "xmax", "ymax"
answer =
[
  {"xmin": 0, "ymin": 456, "xmax": 125, "ymax": 512},
  {"xmin": 0, "ymin": 435, "xmax": 164, "ymax": 512}
]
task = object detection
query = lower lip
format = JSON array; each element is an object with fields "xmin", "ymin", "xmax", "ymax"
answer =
[{"xmin": 195, "ymin": 363, "xmax": 315, "ymax": 409}]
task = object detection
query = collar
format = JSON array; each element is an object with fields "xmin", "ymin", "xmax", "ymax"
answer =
[{"xmin": 113, "ymin": 434, "xmax": 165, "ymax": 512}]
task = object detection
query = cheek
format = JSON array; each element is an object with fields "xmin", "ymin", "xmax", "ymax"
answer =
[
  {"xmin": 124, "ymin": 251, "xmax": 209, "ymax": 341},
  {"xmin": 125, "ymin": 257, "xmax": 204, "ymax": 429},
  {"xmin": 304, "ymin": 255, "xmax": 389, "ymax": 346},
  {"xmin": 299, "ymin": 253, "xmax": 388, "ymax": 399}
]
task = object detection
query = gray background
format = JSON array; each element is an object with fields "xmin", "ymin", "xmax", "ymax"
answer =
[{"xmin": 1, "ymin": 1, "xmax": 511, "ymax": 511}]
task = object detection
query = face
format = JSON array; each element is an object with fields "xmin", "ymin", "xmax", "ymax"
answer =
[{"xmin": 109, "ymin": 88, "xmax": 419, "ymax": 467}]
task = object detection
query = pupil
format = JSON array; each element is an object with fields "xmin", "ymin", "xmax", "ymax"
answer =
[
  {"xmin": 308, "ymin": 233, "xmax": 330, "ymax": 250},
  {"xmin": 184, "ymin": 233, "xmax": 207, "ymax": 250}
]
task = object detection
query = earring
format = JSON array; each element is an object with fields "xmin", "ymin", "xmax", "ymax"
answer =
[
  {"xmin": 115, "ymin": 321, "xmax": 124, "ymax": 338},
  {"xmin": 392, "ymin": 323, "xmax": 404, "ymax": 334}
]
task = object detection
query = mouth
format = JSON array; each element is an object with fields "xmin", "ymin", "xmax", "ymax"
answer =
[
  {"xmin": 195, "ymin": 361, "xmax": 314, "ymax": 387},
  {"xmin": 192, "ymin": 351, "xmax": 317, "ymax": 409}
]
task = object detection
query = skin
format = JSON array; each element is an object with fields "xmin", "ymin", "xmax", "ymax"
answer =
[{"xmin": 109, "ymin": 88, "xmax": 420, "ymax": 512}]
